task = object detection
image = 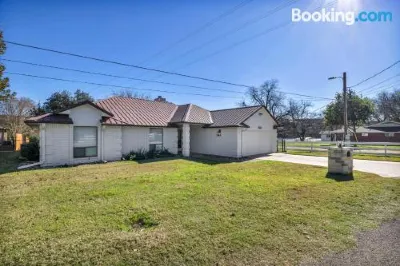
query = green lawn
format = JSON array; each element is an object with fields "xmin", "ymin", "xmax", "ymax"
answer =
[
  {"xmin": 287, "ymin": 150, "xmax": 400, "ymax": 162},
  {"xmin": 1, "ymin": 159, "xmax": 399, "ymax": 265}
]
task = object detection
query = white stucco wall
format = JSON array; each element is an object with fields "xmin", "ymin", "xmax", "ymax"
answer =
[
  {"xmin": 103, "ymin": 126, "xmax": 122, "ymax": 161},
  {"xmin": 239, "ymin": 107, "xmax": 277, "ymax": 156},
  {"xmin": 121, "ymin": 127, "xmax": 149, "ymax": 155},
  {"xmin": 40, "ymin": 104, "xmax": 104, "ymax": 166},
  {"xmin": 40, "ymin": 123, "xmax": 178, "ymax": 166},
  {"xmin": 163, "ymin": 127, "xmax": 178, "ymax": 154},
  {"xmin": 42, "ymin": 124, "xmax": 71, "ymax": 166},
  {"xmin": 240, "ymin": 129, "xmax": 276, "ymax": 156},
  {"xmin": 244, "ymin": 107, "xmax": 276, "ymax": 130},
  {"xmin": 63, "ymin": 105, "xmax": 104, "ymax": 126},
  {"xmin": 189, "ymin": 108, "xmax": 277, "ymax": 158},
  {"xmin": 190, "ymin": 126, "xmax": 239, "ymax": 157},
  {"xmin": 121, "ymin": 127, "xmax": 178, "ymax": 155}
]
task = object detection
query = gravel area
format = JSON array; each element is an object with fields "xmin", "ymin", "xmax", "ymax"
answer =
[{"xmin": 303, "ymin": 219, "xmax": 400, "ymax": 266}]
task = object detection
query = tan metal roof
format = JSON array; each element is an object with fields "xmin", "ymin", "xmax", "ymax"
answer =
[
  {"xmin": 97, "ymin": 97, "xmax": 177, "ymax": 127},
  {"xmin": 26, "ymin": 97, "xmax": 276, "ymax": 128},
  {"xmin": 208, "ymin": 106, "xmax": 262, "ymax": 127},
  {"xmin": 25, "ymin": 113, "xmax": 73, "ymax": 124}
]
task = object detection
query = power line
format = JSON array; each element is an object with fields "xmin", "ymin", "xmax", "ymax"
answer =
[
  {"xmin": 174, "ymin": 21, "xmax": 291, "ymax": 71},
  {"xmin": 1, "ymin": 58, "xmax": 245, "ymax": 94},
  {"xmin": 4, "ymin": 1, "xmax": 334, "ymax": 91},
  {"xmin": 363, "ymin": 80, "xmax": 400, "ymax": 96},
  {"xmin": 312, "ymin": 102, "xmax": 332, "ymax": 113},
  {"xmin": 356, "ymin": 72, "xmax": 400, "ymax": 93},
  {"xmin": 348, "ymin": 60, "xmax": 400, "ymax": 89},
  {"xmin": 98, "ymin": 0, "xmax": 255, "ymax": 88},
  {"xmin": 362, "ymin": 79, "xmax": 400, "ymax": 95},
  {"xmin": 175, "ymin": 0, "xmax": 338, "ymax": 70},
  {"xmin": 6, "ymin": 71, "xmax": 333, "ymax": 101},
  {"xmin": 121, "ymin": 0, "xmax": 298, "ymax": 88},
  {"xmin": 2, "ymin": 58, "xmax": 334, "ymax": 100},
  {"xmin": 4, "ymin": 40, "xmax": 253, "ymax": 88},
  {"xmin": 137, "ymin": 0, "xmax": 255, "ymax": 65},
  {"xmin": 147, "ymin": 0, "xmax": 299, "ymax": 71},
  {"xmin": 135, "ymin": 0, "xmax": 337, "ymax": 84},
  {"xmin": 279, "ymin": 92, "xmax": 332, "ymax": 100},
  {"xmin": 4, "ymin": 71, "xmax": 243, "ymax": 99},
  {"xmin": 312, "ymin": 77, "xmax": 400, "ymax": 113}
]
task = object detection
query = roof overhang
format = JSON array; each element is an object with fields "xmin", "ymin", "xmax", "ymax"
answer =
[{"xmin": 58, "ymin": 100, "xmax": 114, "ymax": 117}]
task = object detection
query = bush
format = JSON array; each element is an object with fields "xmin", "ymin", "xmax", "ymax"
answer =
[
  {"xmin": 20, "ymin": 137, "xmax": 40, "ymax": 161},
  {"xmin": 2, "ymin": 140, "xmax": 12, "ymax": 146},
  {"xmin": 122, "ymin": 148, "xmax": 174, "ymax": 161},
  {"xmin": 123, "ymin": 148, "xmax": 147, "ymax": 161}
]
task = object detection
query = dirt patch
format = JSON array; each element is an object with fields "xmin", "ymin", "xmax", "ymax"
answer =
[{"xmin": 128, "ymin": 212, "xmax": 159, "ymax": 229}]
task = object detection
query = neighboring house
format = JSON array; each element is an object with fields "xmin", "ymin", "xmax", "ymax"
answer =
[
  {"xmin": 25, "ymin": 97, "xmax": 278, "ymax": 167},
  {"xmin": 320, "ymin": 121, "xmax": 400, "ymax": 142}
]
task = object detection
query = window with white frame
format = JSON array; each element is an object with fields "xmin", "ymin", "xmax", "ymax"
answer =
[
  {"xmin": 73, "ymin": 126, "xmax": 97, "ymax": 158},
  {"xmin": 385, "ymin": 132, "xmax": 395, "ymax": 137},
  {"xmin": 362, "ymin": 133, "xmax": 368, "ymax": 137},
  {"xmin": 149, "ymin": 128, "xmax": 163, "ymax": 151}
]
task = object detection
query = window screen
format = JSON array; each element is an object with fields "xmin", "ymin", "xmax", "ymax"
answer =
[
  {"xmin": 149, "ymin": 128, "xmax": 163, "ymax": 151},
  {"xmin": 73, "ymin": 127, "xmax": 97, "ymax": 158}
]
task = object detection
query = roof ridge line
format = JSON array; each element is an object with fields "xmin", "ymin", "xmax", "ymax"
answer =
[
  {"xmin": 167, "ymin": 105, "xmax": 179, "ymax": 123},
  {"xmin": 211, "ymin": 105, "xmax": 261, "ymax": 112},
  {"xmin": 104, "ymin": 96, "xmax": 177, "ymax": 106},
  {"xmin": 183, "ymin": 104, "xmax": 192, "ymax": 122}
]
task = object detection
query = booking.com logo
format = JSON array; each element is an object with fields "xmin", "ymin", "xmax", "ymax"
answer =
[{"xmin": 292, "ymin": 8, "xmax": 393, "ymax": 25}]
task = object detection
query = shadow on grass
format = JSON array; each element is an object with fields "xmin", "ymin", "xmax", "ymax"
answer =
[
  {"xmin": 135, "ymin": 155, "xmax": 234, "ymax": 165},
  {"xmin": 325, "ymin": 172, "xmax": 354, "ymax": 182},
  {"xmin": 0, "ymin": 151, "xmax": 21, "ymax": 175}
]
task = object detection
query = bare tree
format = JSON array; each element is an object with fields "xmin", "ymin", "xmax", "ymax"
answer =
[
  {"xmin": 286, "ymin": 99, "xmax": 313, "ymax": 141},
  {"xmin": 243, "ymin": 79, "xmax": 287, "ymax": 122},
  {"xmin": 112, "ymin": 89, "xmax": 150, "ymax": 100},
  {"xmin": 0, "ymin": 97, "xmax": 35, "ymax": 145},
  {"xmin": 373, "ymin": 89, "xmax": 400, "ymax": 122}
]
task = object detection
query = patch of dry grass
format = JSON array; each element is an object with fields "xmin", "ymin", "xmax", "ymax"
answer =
[{"xmin": 0, "ymin": 159, "xmax": 399, "ymax": 265}]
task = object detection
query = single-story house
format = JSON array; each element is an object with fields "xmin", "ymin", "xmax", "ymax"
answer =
[
  {"xmin": 25, "ymin": 97, "xmax": 278, "ymax": 166},
  {"xmin": 320, "ymin": 121, "xmax": 400, "ymax": 142}
]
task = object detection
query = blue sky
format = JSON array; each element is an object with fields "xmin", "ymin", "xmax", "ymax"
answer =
[{"xmin": 0, "ymin": 0, "xmax": 399, "ymax": 111}]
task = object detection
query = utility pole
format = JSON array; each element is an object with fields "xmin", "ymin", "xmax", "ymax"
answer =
[
  {"xmin": 343, "ymin": 72, "xmax": 348, "ymax": 143},
  {"xmin": 328, "ymin": 72, "xmax": 349, "ymax": 145}
]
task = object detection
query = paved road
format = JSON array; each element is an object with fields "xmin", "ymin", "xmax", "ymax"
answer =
[
  {"xmin": 302, "ymin": 219, "xmax": 400, "ymax": 266},
  {"xmin": 257, "ymin": 153, "xmax": 400, "ymax": 178}
]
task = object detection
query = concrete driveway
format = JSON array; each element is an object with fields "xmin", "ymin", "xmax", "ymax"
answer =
[{"xmin": 256, "ymin": 153, "xmax": 400, "ymax": 178}]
